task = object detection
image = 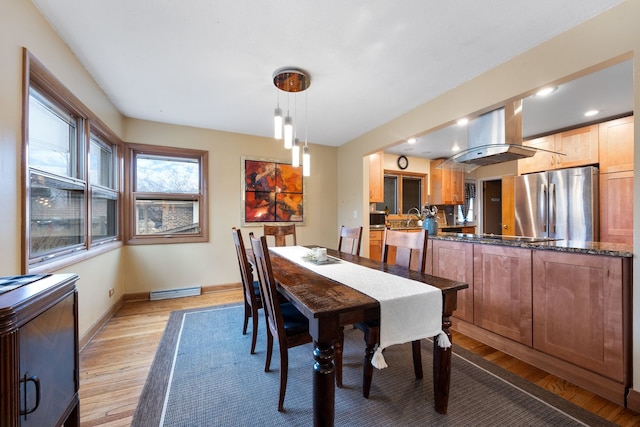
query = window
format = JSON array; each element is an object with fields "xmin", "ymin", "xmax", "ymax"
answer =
[
  {"xmin": 24, "ymin": 50, "xmax": 122, "ymax": 272},
  {"xmin": 457, "ymin": 181, "xmax": 477, "ymax": 224},
  {"xmin": 126, "ymin": 144, "xmax": 208, "ymax": 244},
  {"xmin": 375, "ymin": 171, "xmax": 427, "ymax": 216}
]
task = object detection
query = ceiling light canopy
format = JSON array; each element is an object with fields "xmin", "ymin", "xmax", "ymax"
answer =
[{"xmin": 273, "ymin": 67, "xmax": 311, "ymax": 176}]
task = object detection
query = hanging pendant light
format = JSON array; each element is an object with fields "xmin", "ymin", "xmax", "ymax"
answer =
[
  {"xmin": 283, "ymin": 115, "xmax": 293, "ymax": 149},
  {"xmin": 273, "ymin": 67, "xmax": 310, "ymax": 154},
  {"xmin": 302, "ymin": 144, "xmax": 310, "ymax": 176},
  {"xmin": 274, "ymin": 107, "xmax": 283, "ymax": 139},
  {"xmin": 292, "ymin": 138, "xmax": 300, "ymax": 167}
]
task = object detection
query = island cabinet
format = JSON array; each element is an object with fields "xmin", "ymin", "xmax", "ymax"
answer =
[
  {"xmin": 472, "ymin": 244, "xmax": 532, "ymax": 345},
  {"xmin": 430, "ymin": 158, "xmax": 464, "ymax": 205},
  {"xmin": 532, "ymin": 251, "xmax": 628, "ymax": 385},
  {"xmin": 432, "ymin": 240, "xmax": 473, "ymax": 322},
  {"xmin": 0, "ymin": 273, "xmax": 79, "ymax": 427}
]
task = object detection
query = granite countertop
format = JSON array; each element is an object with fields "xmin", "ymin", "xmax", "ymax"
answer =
[{"xmin": 431, "ymin": 232, "xmax": 634, "ymax": 258}]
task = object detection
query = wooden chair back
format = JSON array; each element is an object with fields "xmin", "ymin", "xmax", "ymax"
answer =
[
  {"xmin": 338, "ymin": 225, "xmax": 363, "ymax": 255},
  {"xmin": 232, "ymin": 227, "xmax": 260, "ymax": 311},
  {"xmin": 249, "ymin": 233, "xmax": 286, "ymax": 341},
  {"xmin": 382, "ymin": 229, "xmax": 428, "ymax": 273},
  {"xmin": 263, "ymin": 224, "xmax": 297, "ymax": 247}
]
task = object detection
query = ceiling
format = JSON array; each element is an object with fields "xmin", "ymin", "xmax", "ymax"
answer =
[{"xmin": 32, "ymin": 0, "xmax": 623, "ymax": 149}]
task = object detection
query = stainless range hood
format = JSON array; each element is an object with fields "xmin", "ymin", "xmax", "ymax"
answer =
[{"xmin": 452, "ymin": 101, "xmax": 536, "ymax": 166}]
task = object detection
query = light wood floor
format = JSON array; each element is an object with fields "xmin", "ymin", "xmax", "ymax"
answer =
[{"xmin": 78, "ymin": 289, "xmax": 640, "ymax": 426}]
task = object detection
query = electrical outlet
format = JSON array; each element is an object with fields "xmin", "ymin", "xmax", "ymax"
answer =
[{"xmin": 108, "ymin": 288, "xmax": 114, "ymax": 297}]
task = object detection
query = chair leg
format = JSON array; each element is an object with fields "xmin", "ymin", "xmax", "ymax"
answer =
[
  {"xmin": 362, "ymin": 329, "xmax": 378, "ymax": 398},
  {"xmin": 242, "ymin": 302, "xmax": 250, "ymax": 335},
  {"xmin": 265, "ymin": 330, "xmax": 273, "ymax": 372},
  {"xmin": 412, "ymin": 340, "xmax": 423, "ymax": 379},
  {"xmin": 335, "ymin": 327, "xmax": 344, "ymax": 388},
  {"xmin": 278, "ymin": 346, "xmax": 289, "ymax": 412},
  {"xmin": 250, "ymin": 307, "xmax": 259, "ymax": 354}
]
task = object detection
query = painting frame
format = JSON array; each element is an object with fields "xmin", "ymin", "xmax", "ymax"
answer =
[{"xmin": 241, "ymin": 156, "xmax": 306, "ymax": 226}]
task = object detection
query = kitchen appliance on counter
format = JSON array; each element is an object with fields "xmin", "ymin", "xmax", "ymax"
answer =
[
  {"xmin": 514, "ymin": 166, "xmax": 598, "ymax": 241},
  {"xmin": 369, "ymin": 210, "xmax": 386, "ymax": 229}
]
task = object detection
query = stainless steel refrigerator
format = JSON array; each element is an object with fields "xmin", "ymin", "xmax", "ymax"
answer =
[{"xmin": 514, "ymin": 166, "xmax": 599, "ymax": 241}]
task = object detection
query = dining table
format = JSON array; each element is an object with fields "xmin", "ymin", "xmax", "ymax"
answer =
[{"xmin": 266, "ymin": 245, "xmax": 468, "ymax": 427}]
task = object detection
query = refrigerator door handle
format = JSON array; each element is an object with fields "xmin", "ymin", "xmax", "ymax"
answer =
[
  {"xmin": 540, "ymin": 184, "xmax": 547, "ymax": 233},
  {"xmin": 549, "ymin": 183, "xmax": 556, "ymax": 233}
]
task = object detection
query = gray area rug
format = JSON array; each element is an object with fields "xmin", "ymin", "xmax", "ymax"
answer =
[{"xmin": 132, "ymin": 304, "xmax": 614, "ymax": 426}]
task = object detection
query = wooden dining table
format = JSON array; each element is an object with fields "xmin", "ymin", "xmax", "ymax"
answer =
[{"xmin": 267, "ymin": 246, "xmax": 468, "ymax": 427}]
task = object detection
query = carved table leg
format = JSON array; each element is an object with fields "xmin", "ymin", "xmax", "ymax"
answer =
[{"xmin": 313, "ymin": 341, "xmax": 335, "ymax": 427}]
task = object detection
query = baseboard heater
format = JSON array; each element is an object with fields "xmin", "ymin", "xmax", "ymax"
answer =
[{"xmin": 149, "ymin": 286, "xmax": 201, "ymax": 301}]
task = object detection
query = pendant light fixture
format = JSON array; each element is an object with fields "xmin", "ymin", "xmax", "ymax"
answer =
[{"xmin": 273, "ymin": 67, "xmax": 311, "ymax": 172}]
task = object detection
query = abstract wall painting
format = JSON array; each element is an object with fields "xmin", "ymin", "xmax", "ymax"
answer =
[{"xmin": 242, "ymin": 157, "xmax": 304, "ymax": 225}]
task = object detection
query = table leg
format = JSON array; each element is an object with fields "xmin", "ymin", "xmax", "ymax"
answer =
[
  {"xmin": 313, "ymin": 341, "xmax": 335, "ymax": 427},
  {"xmin": 433, "ymin": 293, "xmax": 457, "ymax": 414}
]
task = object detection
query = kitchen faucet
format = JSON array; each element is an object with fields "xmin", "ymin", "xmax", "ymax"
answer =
[{"xmin": 406, "ymin": 207, "xmax": 421, "ymax": 227}]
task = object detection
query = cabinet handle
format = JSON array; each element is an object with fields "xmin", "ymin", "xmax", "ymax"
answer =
[{"xmin": 20, "ymin": 374, "xmax": 41, "ymax": 418}]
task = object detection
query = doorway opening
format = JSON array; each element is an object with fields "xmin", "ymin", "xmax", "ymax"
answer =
[{"xmin": 483, "ymin": 179, "xmax": 502, "ymax": 235}]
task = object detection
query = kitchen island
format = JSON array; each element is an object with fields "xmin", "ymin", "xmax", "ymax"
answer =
[{"xmin": 426, "ymin": 232, "xmax": 632, "ymax": 407}]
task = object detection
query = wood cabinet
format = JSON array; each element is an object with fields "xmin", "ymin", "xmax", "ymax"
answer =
[
  {"xmin": 532, "ymin": 251, "xmax": 628, "ymax": 384},
  {"xmin": 518, "ymin": 124, "xmax": 599, "ymax": 174},
  {"xmin": 473, "ymin": 245, "xmax": 532, "ymax": 345},
  {"xmin": 432, "ymin": 240, "xmax": 473, "ymax": 322},
  {"xmin": 599, "ymin": 116, "xmax": 633, "ymax": 244},
  {"xmin": 0, "ymin": 274, "xmax": 79, "ymax": 427},
  {"xmin": 368, "ymin": 229, "xmax": 383, "ymax": 261},
  {"xmin": 430, "ymin": 158, "xmax": 464, "ymax": 204},
  {"xmin": 599, "ymin": 116, "xmax": 634, "ymax": 173},
  {"xmin": 600, "ymin": 171, "xmax": 634, "ymax": 244},
  {"xmin": 368, "ymin": 151, "xmax": 384, "ymax": 202}
]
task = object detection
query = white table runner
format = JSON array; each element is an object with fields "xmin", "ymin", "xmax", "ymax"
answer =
[{"xmin": 270, "ymin": 246, "xmax": 450, "ymax": 369}]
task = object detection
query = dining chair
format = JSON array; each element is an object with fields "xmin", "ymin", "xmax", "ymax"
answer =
[
  {"xmin": 249, "ymin": 232, "xmax": 312, "ymax": 411},
  {"xmin": 232, "ymin": 227, "xmax": 262, "ymax": 354},
  {"xmin": 354, "ymin": 228, "xmax": 428, "ymax": 398},
  {"xmin": 338, "ymin": 225, "xmax": 363, "ymax": 256},
  {"xmin": 263, "ymin": 224, "xmax": 297, "ymax": 247}
]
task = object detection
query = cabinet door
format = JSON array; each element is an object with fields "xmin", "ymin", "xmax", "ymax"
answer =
[
  {"xmin": 600, "ymin": 171, "xmax": 634, "ymax": 245},
  {"xmin": 473, "ymin": 245, "xmax": 532, "ymax": 345},
  {"xmin": 555, "ymin": 124, "xmax": 599, "ymax": 168},
  {"xmin": 432, "ymin": 240, "xmax": 473, "ymax": 322},
  {"xmin": 368, "ymin": 152, "xmax": 384, "ymax": 202},
  {"xmin": 20, "ymin": 293, "xmax": 76, "ymax": 427},
  {"xmin": 518, "ymin": 135, "xmax": 555, "ymax": 174},
  {"xmin": 532, "ymin": 251, "xmax": 625, "ymax": 381},
  {"xmin": 599, "ymin": 116, "xmax": 634, "ymax": 173},
  {"xmin": 368, "ymin": 230, "xmax": 383, "ymax": 261}
]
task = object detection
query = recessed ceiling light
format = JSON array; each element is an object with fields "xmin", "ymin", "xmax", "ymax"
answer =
[
  {"xmin": 407, "ymin": 138, "xmax": 417, "ymax": 144},
  {"xmin": 535, "ymin": 86, "xmax": 557, "ymax": 97},
  {"xmin": 584, "ymin": 109, "xmax": 599, "ymax": 117},
  {"xmin": 452, "ymin": 144, "xmax": 460, "ymax": 152},
  {"xmin": 457, "ymin": 118, "xmax": 468, "ymax": 126}
]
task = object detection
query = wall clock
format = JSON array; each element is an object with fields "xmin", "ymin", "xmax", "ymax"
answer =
[{"xmin": 397, "ymin": 155, "xmax": 408, "ymax": 170}]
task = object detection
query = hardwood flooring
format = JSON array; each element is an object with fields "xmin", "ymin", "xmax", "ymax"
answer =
[{"xmin": 78, "ymin": 289, "xmax": 640, "ymax": 426}]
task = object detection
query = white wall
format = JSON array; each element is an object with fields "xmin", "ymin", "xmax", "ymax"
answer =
[
  {"xmin": 339, "ymin": 0, "xmax": 640, "ymax": 397},
  {"xmin": 122, "ymin": 118, "xmax": 338, "ymax": 294}
]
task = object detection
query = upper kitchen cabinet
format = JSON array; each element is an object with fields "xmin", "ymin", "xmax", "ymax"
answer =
[
  {"xmin": 368, "ymin": 151, "xmax": 384, "ymax": 202},
  {"xmin": 599, "ymin": 115, "xmax": 634, "ymax": 173},
  {"xmin": 430, "ymin": 158, "xmax": 464, "ymax": 205},
  {"xmin": 519, "ymin": 125, "xmax": 599, "ymax": 174}
]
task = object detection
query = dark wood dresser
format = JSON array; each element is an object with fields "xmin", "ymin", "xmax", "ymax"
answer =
[{"xmin": 0, "ymin": 273, "xmax": 79, "ymax": 427}]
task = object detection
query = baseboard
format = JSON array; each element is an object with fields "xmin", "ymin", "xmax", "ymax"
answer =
[
  {"xmin": 79, "ymin": 295, "xmax": 124, "ymax": 350},
  {"xmin": 124, "ymin": 283, "xmax": 242, "ymax": 303},
  {"xmin": 627, "ymin": 388, "xmax": 640, "ymax": 412}
]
